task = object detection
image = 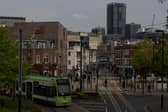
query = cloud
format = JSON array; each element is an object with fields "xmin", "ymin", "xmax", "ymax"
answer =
[{"xmin": 72, "ymin": 13, "xmax": 88, "ymax": 20}]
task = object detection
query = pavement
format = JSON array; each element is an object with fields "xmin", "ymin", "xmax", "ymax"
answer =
[
  {"xmin": 144, "ymin": 103, "xmax": 168, "ymax": 112},
  {"xmin": 120, "ymin": 82, "xmax": 168, "ymax": 112}
]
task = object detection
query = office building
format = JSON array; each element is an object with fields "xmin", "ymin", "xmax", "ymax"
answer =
[
  {"xmin": 125, "ymin": 23, "xmax": 141, "ymax": 40},
  {"xmin": 107, "ymin": 3, "xmax": 126, "ymax": 38},
  {"xmin": 91, "ymin": 27, "xmax": 105, "ymax": 35}
]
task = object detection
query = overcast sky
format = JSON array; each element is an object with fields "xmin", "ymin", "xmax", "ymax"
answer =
[{"xmin": 0, "ymin": 0, "xmax": 167, "ymax": 32}]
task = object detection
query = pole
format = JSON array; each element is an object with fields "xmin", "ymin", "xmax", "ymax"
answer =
[
  {"xmin": 161, "ymin": 32, "xmax": 164, "ymax": 92},
  {"xmin": 161, "ymin": 31, "xmax": 164, "ymax": 110},
  {"xmin": 161, "ymin": 31, "xmax": 164, "ymax": 111},
  {"xmin": 96, "ymin": 67, "xmax": 99, "ymax": 92},
  {"xmin": 59, "ymin": 55, "xmax": 61, "ymax": 76},
  {"xmin": 18, "ymin": 29, "xmax": 22, "ymax": 112},
  {"xmin": 80, "ymin": 36, "xmax": 83, "ymax": 92}
]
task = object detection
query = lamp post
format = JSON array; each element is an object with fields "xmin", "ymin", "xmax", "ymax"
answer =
[
  {"xmin": 18, "ymin": 29, "xmax": 23, "ymax": 112},
  {"xmin": 59, "ymin": 55, "xmax": 61, "ymax": 76},
  {"xmin": 79, "ymin": 33, "xmax": 88, "ymax": 92},
  {"xmin": 156, "ymin": 30, "xmax": 165, "ymax": 111},
  {"xmin": 96, "ymin": 64, "xmax": 99, "ymax": 92},
  {"xmin": 80, "ymin": 36, "xmax": 83, "ymax": 92}
]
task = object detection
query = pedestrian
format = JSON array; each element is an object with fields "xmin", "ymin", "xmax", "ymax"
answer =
[
  {"xmin": 148, "ymin": 84, "xmax": 151, "ymax": 92},
  {"xmin": 105, "ymin": 79, "xmax": 107, "ymax": 87}
]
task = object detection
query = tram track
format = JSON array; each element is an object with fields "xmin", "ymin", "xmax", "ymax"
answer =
[{"xmin": 100, "ymin": 86, "xmax": 122, "ymax": 112}]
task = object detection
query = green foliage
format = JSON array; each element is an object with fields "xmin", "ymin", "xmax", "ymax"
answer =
[
  {"xmin": 132, "ymin": 34, "xmax": 168, "ymax": 76},
  {"xmin": 0, "ymin": 96, "xmax": 41, "ymax": 112},
  {"xmin": 152, "ymin": 34, "xmax": 168, "ymax": 75},
  {"xmin": 0, "ymin": 27, "xmax": 31, "ymax": 90},
  {"xmin": 131, "ymin": 38, "xmax": 153, "ymax": 74},
  {"xmin": 0, "ymin": 27, "xmax": 18, "ymax": 88}
]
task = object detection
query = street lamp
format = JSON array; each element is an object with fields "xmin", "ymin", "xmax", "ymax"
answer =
[
  {"xmin": 18, "ymin": 29, "xmax": 23, "ymax": 112},
  {"xmin": 59, "ymin": 55, "xmax": 61, "ymax": 76},
  {"xmin": 96, "ymin": 64, "xmax": 99, "ymax": 92},
  {"xmin": 79, "ymin": 32, "xmax": 88, "ymax": 92},
  {"xmin": 156, "ymin": 30, "xmax": 165, "ymax": 111}
]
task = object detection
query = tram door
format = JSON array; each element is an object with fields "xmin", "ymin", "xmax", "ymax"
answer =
[{"xmin": 26, "ymin": 82, "xmax": 32, "ymax": 100}]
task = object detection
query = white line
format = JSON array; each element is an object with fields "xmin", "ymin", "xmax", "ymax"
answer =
[
  {"xmin": 103, "ymin": 86, "xmax": 122, "ymax": 112},
  {"xmin": 103, "ymin": 99, "xmax": 108, "ymax": 112},
  {"xmin": 110, "ymin": 80, "xmax": 136, "ymax": 112},
  {"xmin": 118, "ymin": 93, "xmax": 137, "ymax": 112}
]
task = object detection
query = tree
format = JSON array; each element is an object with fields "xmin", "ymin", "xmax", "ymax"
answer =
[
  {"xmin": 132, "ymin": 35, "xmax": 168, "ymax": 93},
  {"xmin": 131, "ymin": 38, "xmax": 153, "ymax": 93},
  {"xmin": 153, "ymin": 33, "xmax": 168, "ymax": 75},
  {"xmin": 0, "ymin": 27, "xmax": 31, "ymax": 94},
  {"xmin": 132, "ymin": 38, "xmax": 153, "ymax": 74}
]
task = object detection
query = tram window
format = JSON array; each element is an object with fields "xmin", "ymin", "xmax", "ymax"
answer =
[
  {"xmin": 40, "ymin": 86, "xmax": 46, "ymax": 96},
  {"xmin": 47, "ymin": 87, "xmax": 56, "ymax": 97},
  {"xmin": 33, "ymin": 84, "xmax": 56, "ymax": 97},
  {"xmin": 33, "ymin": 81, "xmax": 40, "ymax": 94}
]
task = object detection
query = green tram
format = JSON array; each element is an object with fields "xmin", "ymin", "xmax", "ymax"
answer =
[{"xmin": 17, "ymin": 76, "xmax": 72, "ymax": 106}]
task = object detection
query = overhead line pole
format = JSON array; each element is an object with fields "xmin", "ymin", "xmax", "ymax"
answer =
[{"xmin": 18, "ymin": 29, "xmax": 23, "ymax": 112}]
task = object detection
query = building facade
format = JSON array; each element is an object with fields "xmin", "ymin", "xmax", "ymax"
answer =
[
  {"xmin": 0, "ymin": 16, "xmax": 25, "ymax": 27},
  {"xmin": 114, "ymin": 44, "xmax": 137, "ymax": 66},
  {"xmin": 11, "ymin": 22, "xmax": 67, "ymax": 76},
  {"xmin": 91, "ymin": 27, "xmax": 105, "ymax": 35},
  {"xmin": 107, "ymin": 3, "xmax": 126, "ymax": 38},
  {"xmin": 67, "ymin": 32, "xmax": 103, "ymax": 76},
  {"xmin": 125, "ymin": 23, "xmax": 141, "ymax": 40}
]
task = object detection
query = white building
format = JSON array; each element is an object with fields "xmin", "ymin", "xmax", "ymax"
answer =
[{"xmin": 67, "ymin": 32, "xmax": 103, "ymax": 75}]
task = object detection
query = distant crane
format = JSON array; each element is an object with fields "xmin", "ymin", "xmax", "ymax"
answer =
[{"xmin": 151, "ymin": 14, "xmax": 155, "ymax": 32}]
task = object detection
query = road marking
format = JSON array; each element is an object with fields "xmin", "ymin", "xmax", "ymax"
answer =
[
  {"xmin": 103, "ymin": 99, "xmax": 108, "ymax": 112},
  {"xmin": 117, "ymin": 93, "xmax": 137, "ymax": 112},
  {"xmin": 101, "ymin": 86, "xmax": 122, "ymax": 112},
  {"xmin": 109, "ymin": 80, "xmax": 137, "ymax": 112}
]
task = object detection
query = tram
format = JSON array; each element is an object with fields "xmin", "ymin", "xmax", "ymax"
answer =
[{"xmin": 16, "ymin": 75, "xmax": 72, "ymax": 106}]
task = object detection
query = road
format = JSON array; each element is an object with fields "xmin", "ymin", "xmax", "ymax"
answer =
[
  {"xmin": 99, "ymin": 80, "xmax": 136, "ymax": 112},
  {"xmin": 124, "ymin": 93, "xmax": 168, "ymax": 112}
]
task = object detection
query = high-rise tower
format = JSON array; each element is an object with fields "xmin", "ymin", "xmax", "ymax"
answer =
[{"xmin": 107, "ymin": 3, "xmax": 126, "ymax": 38}]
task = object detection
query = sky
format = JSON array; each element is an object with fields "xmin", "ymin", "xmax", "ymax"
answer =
[{"xmin": 0, "ymin": 0, "xmax": 167, "ymax": 32}]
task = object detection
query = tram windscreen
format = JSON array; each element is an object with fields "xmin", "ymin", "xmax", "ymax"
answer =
[{"xmin": 57, "ymin": 79, "xmax": 70, "ymax": 96}]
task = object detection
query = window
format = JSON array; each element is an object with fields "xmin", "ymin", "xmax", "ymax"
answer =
[
  {"xmin": 42, "ymin": 42, "xmax": 46, "ymax": 48},
  {"xmin": 23, "ymin": 41, "xmax": 28, "ymax": 48},
  {"xmin": 33, "ymin": 81, "xmax": 56, "ymax": 97},
  {"xmin": 68, "ymin": 60, "xmax": 71, "ymax": 65},
  {"xmin": 77, "ymin": 52, "xmax": 80, "ymax": 59},
  {"xmin": 43, "ymin": 56, "xmax": 49, "ymax": 64},
  {"xmin": 36, "ymin": 55, "xmax": 40, "ymax": 64},
  {"xmin": 54, "ymin": 56, "xmax": 56, "ymax": 63},
  {"xmin": 50, "ymin": 40, "xmax": 55, "ymax": 48},
  {"xmin": 37, "ymin": 41, "xmax": 46, "ymax": 48},
  {"xmin": 68, "ymin": 52, "xmax": 71, "ymax": 56},
  {"xmin": 37, "ymin": 41, "xmax": 42, "ymax": 48},
  {"xmin": 57, "ymin": 79, "xmax": 70, "ymax": 96}
]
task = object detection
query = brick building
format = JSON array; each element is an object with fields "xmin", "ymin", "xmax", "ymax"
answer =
[
  {"xmin": 11, "ymin": 22, "xmax": 67, "ymax": 76},
  {"xmin": 114, "ymin": 44, "xmax": 137, "ymax": 66}
]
